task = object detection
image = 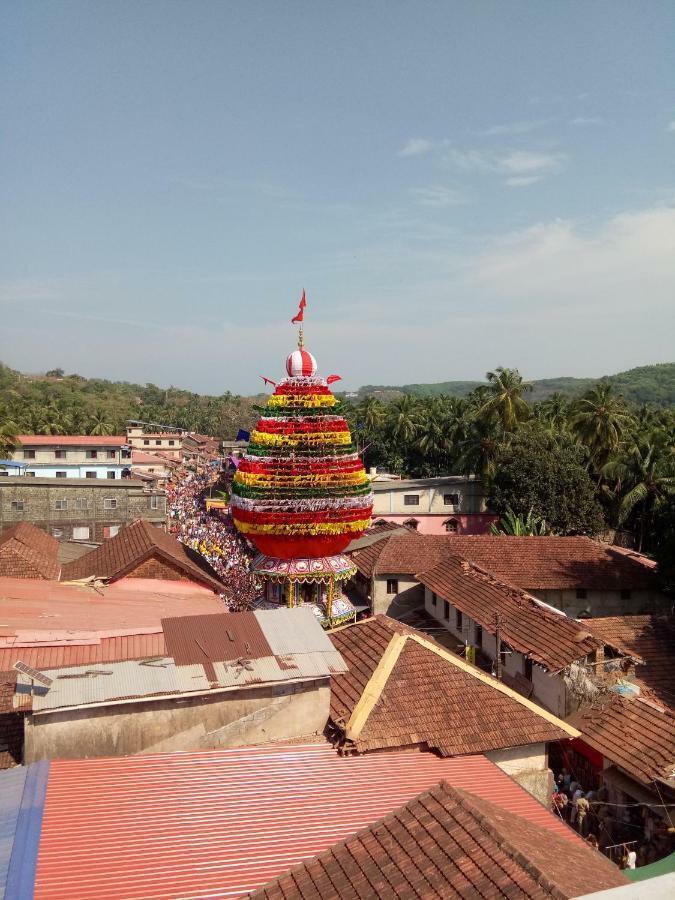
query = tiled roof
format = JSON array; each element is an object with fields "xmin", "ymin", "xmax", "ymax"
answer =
[
  {"xmin": 16, "ymin": 435, "xmax": 127, "ymax": 447},
  {"xmin": 249, "ymin": 781, "xmax": 627, "ymax": 900},
  {"xmin": 329, "ymin": 616, "xmax": 575, "ymax": 756},
  {"xmin": 0, "ymin": 576, "xmax": 225, "ymax": 634},
  {"xmin": 418, "ymin": 556, "xmax": 604, "ymax": 671},
  {"xmin": 0, "ymin": 523, "xmax": 60, "ymax": 580},
  {"xmin": 355, "ymin": 534, "xmax": 659, "ymax": 589},
  {"xmin": 130, "ymin": 450, "xmax": 174, "ymax": 465},
  {"xmin": 61, "ymin": 519, "xmax": 224, "ymax": 591},
  {"xmin": 23, "ymin": 744, "xmax": 584, "ymax": 898},
  {"xmin": 584, "ymin": 615, "xmax": 675, "ymax": 707},
  {"xmin": 568, "ymin": 694, "xmax": 675, "ymax": 786},
  {"xmin": 442, "ymin": 535, "xmax": 658, "ymax": 590}
]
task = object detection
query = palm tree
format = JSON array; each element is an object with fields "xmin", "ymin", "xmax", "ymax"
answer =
[
  {"xmin": 569, "ymin": 383, "xmax": 634, "ymax": 471},
  {"xmin": 602, "ymin": 429, "xmax": 675, "ymax": 550},
  {"xmin": 0, "ymin": 410, "xmax": 18, "ymax": 458},
  {"xmin": 389, "ymin": 395, "xmax": 421, "ymax": 445},
  {"xmin": 357, "ymin": 396, "xmax": 386, "ymax": 433},
  {"xmin": 88, "ymin": 408, "xmax": 115, "ymax": 436},
  {"xmin": 535, "ymin": 393, "xmax": 570, "ymax": 436},
  {"xmin": 477, "ymin": 367, "xmax": 532, "ymax": 431},
  {"xmin": 456, "ymin": 417, "xmax": 502, "ymax": 481}
]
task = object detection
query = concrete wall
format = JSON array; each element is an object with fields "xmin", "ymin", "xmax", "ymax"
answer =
[
  {"xmin": 486, "ymin": 744, "xmax": 553, "ymax": 806},
  {"xmin": 531, "ymin": 588, "xmax": 669, "ymax": 618},
  {"xmin": 4, "ymin": 465, "xmax": 127, "ymax": 479},
  {"xmin": 372, "ymin": 479, "xmax": 486, "ymax": 517},
  {"xmin": 11, "ymin": 446, "xmax": 130, "ymax": 466},
  {"xmin": 372, "ymin": 575, "xmax": 424, "ymax": 616},
  {"xmin": 24, "ymin": 679, "xmax": 330, "ymax": 762},
  {"xmin": 0, "ymin": 478, "xmax": 167, "ymax": 541}
]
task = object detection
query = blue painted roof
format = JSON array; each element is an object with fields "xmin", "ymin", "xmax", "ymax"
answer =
[{"xmin": 0, "ymin": 762, "xmax": 50, "ymax": 900}]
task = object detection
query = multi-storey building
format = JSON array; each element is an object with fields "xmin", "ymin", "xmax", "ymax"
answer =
[
  {"xmin": 126, "ymin": 426, "xmax": 182, "ymax": 460},
  {"xmin": 371, "ymin": 475, "xmax": 497, "ymax": 534},
  {"xmin": 4, "ymin": 436, "xmax": 132, "ymax": 480},
  {"xmin": 0, "ymin": 477, "xmax": 167, "ymax": 542}
]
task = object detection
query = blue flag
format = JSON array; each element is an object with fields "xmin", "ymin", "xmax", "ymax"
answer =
[{"xmin": 235, "ymin": 429, "xmax": 250, "ymax": 442}]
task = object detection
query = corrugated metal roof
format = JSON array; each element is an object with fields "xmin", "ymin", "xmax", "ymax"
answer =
[
  {"xmin": 0, "ymin": 632, "xmax": 166, "ymax": 673},
  {"xmin": 162, "ymin": 611, "xmax": 271, "ymax": 669},
  {"xmin": 255, "ymin": 607, "xmax": 337, "ymax": 656},
  {"xmin": 0, "ymin": 767, "xmax": 27, "ymax": 897},
  {"xmin": 30, "ymin": 744, "xmax": 581, "ymax": 899},
  {"xmin": 20, "ymin": 659, "xmax": 211, "ymax": 712}
]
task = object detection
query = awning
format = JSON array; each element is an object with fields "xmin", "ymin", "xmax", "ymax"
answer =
[{"xmin": 626, "ymin": 851, "xmax": 675, "ymax": 882}]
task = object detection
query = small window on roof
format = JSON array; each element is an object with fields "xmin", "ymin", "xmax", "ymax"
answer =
[
  {"xmin": 403, "ymin": 518, "xmax": 419, "ymax": 530},
  {"xmin": 444, "ymin": 518, "xmax": 459, "ymax": 533}
]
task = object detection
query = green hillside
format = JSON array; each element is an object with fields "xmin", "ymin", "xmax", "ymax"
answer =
[{"xmin": 356, "ymin": 363, "xmax": 675, "ymax": 407}]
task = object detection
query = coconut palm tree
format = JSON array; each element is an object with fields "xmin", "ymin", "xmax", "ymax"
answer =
[
  {"xmin": 389, "ymin": 395, "xmax": 421, "ymax": 444},
  {"xmin": 88, "ymin": 408, "xmax": 115, "ymax": 436},
  {"xmin": 602, "ymin": 429, "xmax": 675, "ymax": 550},
  {"xmin": 477, "ymin": 367, "xmax": 532, "ymax": 431},
  {"xmin": 569, "ymin": 383, "xmax": 634, "ymax": 471},
  {"xmin": 358, "ymin": 396, "xmax": 386, "ymax": 433}
]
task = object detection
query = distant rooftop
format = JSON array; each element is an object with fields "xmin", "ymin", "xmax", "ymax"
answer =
[{"xmin": 15, "ymin": 435, "xmax": 128, "ymax": 447}]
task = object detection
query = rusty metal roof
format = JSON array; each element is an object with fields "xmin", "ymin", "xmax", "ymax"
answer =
[{"xmin": 26, "ymin": 744, "xmax": 584, "ymax": 899}]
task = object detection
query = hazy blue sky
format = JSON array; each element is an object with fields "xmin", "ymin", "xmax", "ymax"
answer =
[{"xmin": 2, "ymin": 1, "xmax": 674, "ymax": 393}]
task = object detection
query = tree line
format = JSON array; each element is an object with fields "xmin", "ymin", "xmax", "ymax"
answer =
[{"xmin": 346, "ymin": 368, "xmax": 675, "ymax": 569}]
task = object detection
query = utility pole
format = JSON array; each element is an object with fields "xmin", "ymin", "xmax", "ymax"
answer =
[{"xmin": 494, "ymin": 613, "xmax": 502, "ymax": 680}]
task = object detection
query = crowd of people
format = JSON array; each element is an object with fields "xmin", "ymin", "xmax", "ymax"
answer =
[
  {"xmin": 551, "ymin": 769, "xmax": 671, "ymax": 870},
  {"xmin": 166, "ymin": 461, "xmax": 260, "ymax": 610}
]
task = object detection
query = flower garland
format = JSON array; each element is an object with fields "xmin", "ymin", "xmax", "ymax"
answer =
[{"xmin": 232, "ymin": 368, "xmax": 372, "ymax": 558}]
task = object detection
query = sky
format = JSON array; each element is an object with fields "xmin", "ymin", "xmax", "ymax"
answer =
[{"xmin": 2, "ymin": 1, "xmax": 674, "ymax": 394}]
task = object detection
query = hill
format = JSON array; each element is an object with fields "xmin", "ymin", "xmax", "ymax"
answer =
[{"xmin": 355, "ymin": 363, "xmax": 675, "ymax": 406}]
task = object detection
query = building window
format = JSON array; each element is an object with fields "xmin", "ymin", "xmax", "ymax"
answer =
[
  {"xmin": 107, "ymin": 451, "xmax": 116, "ymax": 459},
  {"xmin": 72, "ymin": 526, "xmax": 90, "ymax": 540},
  {"xmin": 150, "ymin": 495, "xmax": 160, "ymax": 510},
  {"xmin": 55, "ymin": 471, "xmax": 67, "ymax": 478},
  {"xmin": 443, "ymin": 600, "xmax": 450, "ymax": 620},
  {"xmin": 524, "ymin": 658, "xmax": 533, "ymax": 681},
  {"xmin": 386, "ymin": 578, "xmax": 398, "ymax": 595},
  {"xmin": 86, "ymin": 450, "xmax": 98, "ymax": 459},
  {"xmin": 403, "ymin": 494, "xmax": 419, "ymax": 506},
  {"xmin": 75, "ymin": 498, "xmax": 91, "ymax": 510},
  {"xmin": 155, "ymin": 440, "xmax": 161, "ymax": 446},
  {"xmin": 0, "ymin": 471, "xmax": 8, "ymax": 476},
  {"xmin": 620, "ymin": 589, "xmax": 632, "ymax": 600},
  {"xmin": 24, "ymin": 450, "xmax": 36, "ymax": 459},
  {"xmin": 403, "ymin": 518, "xmax": 419, "ymax": 530},
  {"xmin": 168, "ymin": 440, "xmax": 175, "ymax": 446},
  {"xmin": 104, "ymin": 525, "xmax": 121, "ymax": 538},
  {"xmin": 444, "ymin": 518, "xmax": 459, "ymax": 533},
  {"xmin": 143, "ymin": 439, "xmax": 149, "ymax": 446},
  {"xmin": 475, "ymin": 625, "xmax": 482, "ymax": 648},
  {"xmin": 10, "ymin": 500, "xmax": 25, "ymax": 511},
  {"xmin": 55, "ymin": 450, "xmax": 66, "ymax": 459},
  {"xmin": 431, "ymin": 592, "xmax": 437, "ymax": 607},
  {"xmin": 443, "ymin": 493, "xmax": 459, "ymax": 506},
  {"xmin": 24, "ymin": 472, "xmax": 35, "ymax": 477},
  {"xmin": 85, "ymin": 471, "xmax": 97, "ymax": 479},
  {"xmin": 455, "ymin": 609, "xmax": 463, "ymax": 631},
  {"xmin": 106, "ymin": 472, "xmax": 116, "ymax": 480},
  {"xmin": 576, "ymin": 588, "xmax": 587, "ymax": 600},
  {"xmin": 54, "ymin": 499, "xmax": 68, "ymax": 510},
  {"xmin": 103, "ymin": 498, "xmax": 117, "ymax": 510}
]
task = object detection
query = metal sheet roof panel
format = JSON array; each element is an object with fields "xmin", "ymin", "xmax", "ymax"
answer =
[
  {"xmin": 255, "ymin": 607, "xmax": 337, "ymax": 656},
  {"xmin": 31, "ymin": 745, "xmax": 586, "ymax": 900}
]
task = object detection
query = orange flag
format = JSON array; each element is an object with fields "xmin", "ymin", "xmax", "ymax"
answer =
[{"xmin": 291, "ymin": 289, "xmax": 306, "ymax": 323}]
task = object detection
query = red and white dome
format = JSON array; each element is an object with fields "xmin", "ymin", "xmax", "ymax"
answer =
[{"xmin": 286, "ymin": 348, "xmax": 317, "ymax": 377}]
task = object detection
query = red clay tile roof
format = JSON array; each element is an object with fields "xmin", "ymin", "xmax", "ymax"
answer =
[
  {"xmin": 568, "ymin": 694, "xmax": 675, "ymax": 786},
  {"xmin": 357, "ymin": 534, "xmax": 658, "ymax": 590},
  {"xmin": 329, "ymin": 616, "xmax": 574, "ymax": 756},
  {"xmin": 16, "ymin": 435, "xmax": 127, "ymax": 446},
  {"xmin": 418, "ymin": 556, "xmax": 604, "ymax": 671},
  {"xmin": 443, "ymin": 535, "xmax": 658, "ymax": 590},
  {"xmin": 0, "ymin": 523, "xmax": 60, "ymax": 580},
  {"xmin": 584, "ymin": 615, "xmax": 675, "ymax": 707},
  {"xmin": 249, "ymin": 781, "xmax": 627, "ymax": 900},
  {"xmin": 61, "ymin": 519, "xmax": 224, "ymax": 592}
]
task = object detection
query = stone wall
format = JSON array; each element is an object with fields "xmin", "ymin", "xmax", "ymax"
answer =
[
  {"xmin": 0, "ymin": 478, "xmax": 167, "ymax": 542},
  {"xmin": 24, "ymin": 679, "xmax": 330, "ymax": 762}
]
